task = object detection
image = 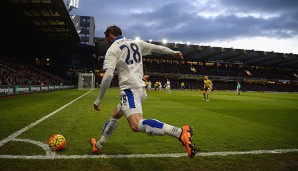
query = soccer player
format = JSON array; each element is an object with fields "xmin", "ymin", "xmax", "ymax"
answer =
[
  {"xmin": 147, "ymin": 80, "xmax": 152, "ymax": 92},
  {"xmin": 181, "ymin": 81, "xmax": 185, "ymax": 90},
  {"xmin": 91, "ymin": 25, "xmax": 196, "ymax": 158},
  {"xmin": 202, "ymin": 76, "xmax": 213, "ymax": 101},
  {"xmin": 236, "ymin": 81, "xmax": 241, "ymax": 95},
  {"xmin": 154, "ymin": 81, "xmax": 159, "ymax": 91},
  {"xmin": 165, "ymin": 79, "xmax": 171, "ymax": 94},
  {"xmin": 158, "ymin": 81, "xmax": 162, "ymax": 91},
  {"xmin": 144, "ymin": 80, "xmax": 149, "ymax": 90}
]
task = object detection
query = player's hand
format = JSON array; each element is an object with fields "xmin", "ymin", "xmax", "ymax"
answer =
[
  {"xmin": 174, "ymin": 51, "xmax": 183, "ymax": 60},
  {"xmin": 94, "ymin": 104, "xmax": 100, "ymax": 111}
]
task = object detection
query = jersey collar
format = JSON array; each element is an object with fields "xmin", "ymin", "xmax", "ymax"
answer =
[{"xmin": 112, "ymin": 36, "xmax": 124, "ymax": 44}]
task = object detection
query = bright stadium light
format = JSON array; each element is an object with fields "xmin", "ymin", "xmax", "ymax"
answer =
[
  {"xmin": 186, "ymin": 42, "xmax": 190, "ymax": 45},
  {"xmin": 135, "ymin": 37, "xmax": 140, "ymax": 41},
  {"xmin": 174, "ymin": 42, "xmax": 178, "ymax": 49},
  {"xmin": 149, "ymin": 39, "xmax": 152, "ymax": 43},
  {"xmin": 162, "ymin": 39, "xmax": 167, "ymax": 44}
]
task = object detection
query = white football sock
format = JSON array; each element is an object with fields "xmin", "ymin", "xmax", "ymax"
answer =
[
  {"xmin": 163, "ymin": 124, "xmax": 182, "ymax": 138},
  {"xmin": 96, "ymin": 116, "xmax": 118, "ymax": 149}
]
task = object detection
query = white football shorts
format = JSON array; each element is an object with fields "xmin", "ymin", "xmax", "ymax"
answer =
[{"xmin": 117, "ymin": 87, "xmax": 147, "ymax": 118}]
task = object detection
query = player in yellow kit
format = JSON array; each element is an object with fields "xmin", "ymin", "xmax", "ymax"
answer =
[{"xmin": 202, "ymin": 76, "xmax": 213, "ymax": 101}]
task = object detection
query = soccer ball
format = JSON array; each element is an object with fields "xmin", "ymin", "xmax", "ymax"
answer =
[{"xmin": 48, "ymin": 134, "xmax": 66, "ymax": 151}]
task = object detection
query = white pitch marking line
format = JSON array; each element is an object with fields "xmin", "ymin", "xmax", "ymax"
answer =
[
  {"xmin": 0, "ymin": 149, "xmax": 297, "ymax": 159},
  {"xmin": 12, "ymin": 138, "xmax": 55, "ymax": 156},
  {"xmin": 0, "ymin": 90, "xmax": 92, "ymax": 148}
]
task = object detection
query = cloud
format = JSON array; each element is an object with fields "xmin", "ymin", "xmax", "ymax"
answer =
[
  {"xmin": 72, "ymin": 0, "xmax": 298, "ymax": 53},
  {"xmin": 219, "ymin": 0, "xmax": 298, "ymax": 13},
  {"xmin": 122, "ymin": 2, "xmax": 298, "ymax": 43}
]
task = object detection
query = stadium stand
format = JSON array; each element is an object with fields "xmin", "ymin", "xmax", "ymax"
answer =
[
  {"xmin": 0, "ymin": 1, "xmax": 88, "ymax": 96},
  {"xmin": 0, "ymin": 51, "xmax": 71, "ymax": 86},
  {"xmin": 1, "ymin": 1, "xmax": 297, "ymax": 93}
]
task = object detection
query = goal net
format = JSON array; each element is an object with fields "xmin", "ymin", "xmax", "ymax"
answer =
[{"xmin": 78, "ymin": 72, "xmax": 95, "ymax": 90}]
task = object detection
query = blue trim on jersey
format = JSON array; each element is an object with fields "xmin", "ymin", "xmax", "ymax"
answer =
[
  {"xmin": 112, "ymin": 36, "xmax": 124, "ymax": 43},
  {"xmin": 143, "ymin": 119, "xmax": 164, "ymax": 129},
  {"xmin": 124, "ymin": 89, "xmax": 136, "ymax": 108}
]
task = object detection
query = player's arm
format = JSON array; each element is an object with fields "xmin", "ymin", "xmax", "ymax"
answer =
[
  {"xmin": 94, "ymin": 48, "xmax": 117, "ymax": 111},
  {"xmin": 141, "ymin": 41, "xmax": 183, "ymax": 59},
  {"xmin": 94, "ymin": 68, "xmax": 114, "ymax": 111},
  {"xmin": 152, "ymin": 45, "xmax": 183, "ymax": 59}
]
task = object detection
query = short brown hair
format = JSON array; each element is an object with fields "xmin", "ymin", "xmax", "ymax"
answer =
[{"xmin": 104, "ymin": 25, "xmax": 122, "ymax": 38}]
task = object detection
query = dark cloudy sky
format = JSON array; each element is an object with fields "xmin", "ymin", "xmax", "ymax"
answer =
[{"xmin": 68, "ymin": 0, "xmax": 298, "ymax": 54}]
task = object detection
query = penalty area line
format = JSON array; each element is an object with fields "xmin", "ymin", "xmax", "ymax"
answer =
[
  {"xmin": 0, "ymin": 90, "xmax": 93, "ymax": 148},
  {"xmin": 0, "ymin": 149, "xmax": 298, "ymax": 159}
]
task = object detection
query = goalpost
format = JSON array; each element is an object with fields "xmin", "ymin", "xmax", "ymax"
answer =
[{"xmin": 78, "ymin": 72, "xmax": 95, "ymax": 90}]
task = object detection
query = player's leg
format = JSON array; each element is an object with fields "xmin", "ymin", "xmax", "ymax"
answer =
[
  {"xmin": 206, "ymin": 88, "xmax": 211, "ymax": 101},
  {"xmin": 124, "ymin": 88, "xmax": 196, "ymax": 157},
  {"xmin": 127, "ymin": 114, "xmax": 196, "ymax": 157},
  {"xmin": 91, "ymin": 105, "xmax": 122, "ymax": 154},
  {"xmin": 203, "ymin": 90, "xmax": 206, "ymax": 100}
]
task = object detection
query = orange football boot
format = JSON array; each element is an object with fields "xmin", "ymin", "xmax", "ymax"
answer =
[
  {"xmin": 90, "ymin": 138, "xmax": 100, "ymax": 155},
  {"xmin": 179, "ymin": 126, "xmax": 196, "ymax": 158}
]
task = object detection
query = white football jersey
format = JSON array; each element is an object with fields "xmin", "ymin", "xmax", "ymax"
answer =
[{"xmin": 103, "ymin": 37, "xmax": 157, "ymax": 90}]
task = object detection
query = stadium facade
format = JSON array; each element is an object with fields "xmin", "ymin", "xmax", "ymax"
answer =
[{"xmin": 71, "ymin": 15, "xmax": 95, "ymax": 46}]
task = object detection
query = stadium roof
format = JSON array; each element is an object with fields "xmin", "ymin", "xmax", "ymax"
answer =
[
  {"xmin": 94, "ymin": 37, "xmax": 298, "ymax": 69},
  {"xmin": 2, "ymin": 0, "xmax": 80, "ymax": 44}
]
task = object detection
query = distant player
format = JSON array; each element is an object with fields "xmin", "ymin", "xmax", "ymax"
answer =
[
  {"xmin": 202, "ymin": 76, "xmax": 213, "ymax": 101},
  {"xmin": 144, "ymin": 80, "xmax": 149, "ymax": 90},
  {"xmin": 158, "ymin": 81, "xmax": 162, "ymax": 91},
  {"xmin": 154, "ymin": 81, "xmax": 159, "ymax": 91},
  {"xmin": 236, "ymin": 81, "xmax": 241, "ymax": 95},
  {"xmin": 147, "ymin": 80, "xmax": 152, "ymax": 91},
  {"xmin": 157, "ymin": 81, "xmax": 162, "ymax": 91},
  {"xmin": 92, "ymin": 25, "xmax": 196, "ymax": 158},
  {"xmin": 181, "ymin": 81, "xmax": 185, "ymax": 90},
  {"xmin": 165, "ymin": 79, "xmax": 171, "ymax": 94}
]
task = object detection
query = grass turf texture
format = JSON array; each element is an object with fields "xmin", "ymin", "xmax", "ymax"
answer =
[{"xmin": 0, "ymin": 89, "xmax": 298, "ymax": 170}]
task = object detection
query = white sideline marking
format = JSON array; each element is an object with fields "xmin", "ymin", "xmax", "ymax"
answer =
[
  {"xmin": 0, "ymin": 90, "xmax": 92, "ymax": 147},
  {"xmin": 0, "ymin": 149, "xmax": 297, "ymax": 159}
]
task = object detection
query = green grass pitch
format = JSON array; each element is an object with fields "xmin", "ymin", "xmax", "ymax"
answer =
[{"xmin": 0, "ymin": 89, "xmax": 298, "ymax": 170}]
